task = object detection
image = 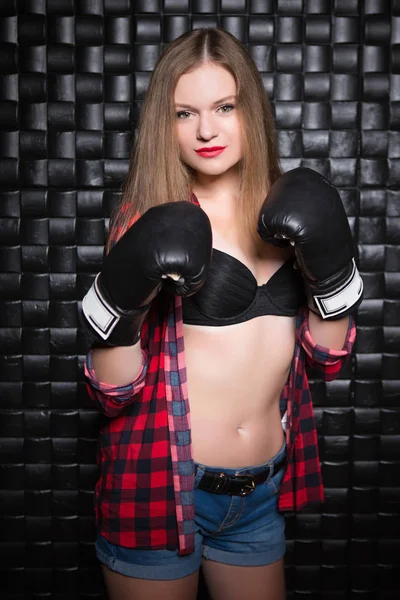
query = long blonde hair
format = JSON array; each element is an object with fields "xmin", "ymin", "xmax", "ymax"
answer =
[{"xmin": 107, "ymin": 27, "xmax": 281, "ymax": 251}]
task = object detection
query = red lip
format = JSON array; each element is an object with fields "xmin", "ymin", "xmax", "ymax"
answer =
[{"xmin": 196, "ymin": 146, "xmax": 226, "ymax": 152}]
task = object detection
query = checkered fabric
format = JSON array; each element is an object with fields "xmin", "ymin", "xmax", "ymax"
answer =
[{"xmin": 84, "ymin": 199, "xmax": 356, "ymax": 556}]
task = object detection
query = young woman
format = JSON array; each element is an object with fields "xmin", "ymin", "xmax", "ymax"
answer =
[{"xmin": 81, "ymin": 28, "xmax": 362, "ymax": 600}]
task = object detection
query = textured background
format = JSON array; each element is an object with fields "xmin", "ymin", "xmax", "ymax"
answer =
[{"xmin": 0, "ymin": 0, "xmax": 399, "ymax": 598}]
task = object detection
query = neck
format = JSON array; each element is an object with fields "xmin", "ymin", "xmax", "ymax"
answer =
[{"xmin": 191, "ymin": 167, "xmax": 240, "ymax": 217}]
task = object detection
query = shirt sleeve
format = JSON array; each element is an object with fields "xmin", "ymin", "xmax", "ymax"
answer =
[
  {"xmin": 84, "ymin": 346, "xmax": 149, "ymax": 417},
  {"xmin": 86, "ymin": 210, "xmax": 148, "ymax": 417},
  {"xmin": 296, "ymin": 307, "xmax": 356, "ymax": 382}
]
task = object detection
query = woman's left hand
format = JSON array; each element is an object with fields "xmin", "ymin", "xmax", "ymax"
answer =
[{"xmin": 257, "ymin": 167, "xmax": 363, "ymax": 320}]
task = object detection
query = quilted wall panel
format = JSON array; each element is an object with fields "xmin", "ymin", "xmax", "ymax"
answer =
[{"xmin": 0, "ymin": 1, "xmax": 399, "ymax": 598}]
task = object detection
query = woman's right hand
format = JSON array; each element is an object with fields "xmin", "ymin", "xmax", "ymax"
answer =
[
  {"xmin": 81, "ymin": 201, "xmax": 213, "ymax": 346},
  {"xmin": 101, "ymin": 201, "xmax": 213, "ymax": 309}
]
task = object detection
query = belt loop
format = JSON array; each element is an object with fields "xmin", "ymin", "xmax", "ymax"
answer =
[
  {"xmin": 212, "ymin": 473, "xmax": 229, "ymax": 494},
  {"xmin": 194, "ymin": 463, "xmax": 205, "ymax": 488}
]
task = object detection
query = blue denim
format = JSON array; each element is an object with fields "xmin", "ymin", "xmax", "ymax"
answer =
[{"xmin": 95, "ymin": 437, "xmax": 286, "ymax": 581}]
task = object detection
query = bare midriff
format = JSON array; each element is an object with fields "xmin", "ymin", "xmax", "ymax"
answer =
[{"xmin": 184, "ymin": 313, "xmax": 296, "ymax": 468}]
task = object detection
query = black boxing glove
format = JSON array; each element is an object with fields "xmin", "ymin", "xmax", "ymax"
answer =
[
  {"xmin": 81, "ymin": 201, "xmax": 213, "ymax": 345},
  {"xmin": 257, "ymin": 167, "xmax": 363, "ymax": 320}
]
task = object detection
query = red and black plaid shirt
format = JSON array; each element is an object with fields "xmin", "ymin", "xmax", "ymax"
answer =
[{"xmin": 84, "ymin": 198, "xmax": 357, "ymax": 556}]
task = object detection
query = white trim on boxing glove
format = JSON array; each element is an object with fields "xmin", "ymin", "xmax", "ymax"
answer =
[
  {"xmin": 313, "ymin": 259, "xmax": 364, "ymax": 319},
  {"xmin": 82, "ymin": 274, "xmax": 121, "ymax": 340}
]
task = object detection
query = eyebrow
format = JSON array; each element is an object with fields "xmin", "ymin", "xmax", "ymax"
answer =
[{"xmin": 174, "ymin": 95, "xmax": 236, "ymax": 109}]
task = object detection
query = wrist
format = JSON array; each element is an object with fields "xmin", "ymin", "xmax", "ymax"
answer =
[
  {"xmin": 81, "ymin": 274, "xmax": 150, "ymax": 346},
  {"xmin": 306, "ymin": 259, "xmax": 363, "ymax": 320}
]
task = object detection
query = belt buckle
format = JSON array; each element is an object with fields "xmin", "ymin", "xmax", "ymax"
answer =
[{"xmin": 238, "ymin": 475, "xmax": 256, "ymax": 497}]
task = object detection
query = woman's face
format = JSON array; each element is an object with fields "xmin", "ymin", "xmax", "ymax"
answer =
[{"xmin": 174, "ymin": 63, "xmax": 242, "ymax": 178}]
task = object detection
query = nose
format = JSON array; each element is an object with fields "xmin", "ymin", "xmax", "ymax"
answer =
[{"xmin": 197, "ymin": 111, "xmax": 217, "ymax": 141}]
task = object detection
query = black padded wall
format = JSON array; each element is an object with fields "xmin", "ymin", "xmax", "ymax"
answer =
[{"xmin": 0, "ymin": 1, "xmax": 399, "ymax": 599}]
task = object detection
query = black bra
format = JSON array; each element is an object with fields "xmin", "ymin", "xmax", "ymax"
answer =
[{"xmin": 182, "ymin": 248, "xmax": 306, "ymax": 326}]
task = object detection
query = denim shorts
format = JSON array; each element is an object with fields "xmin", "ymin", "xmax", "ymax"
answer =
[{"xmin": 95, "ymin": 437, "xmax": 287, "ymax": 581}]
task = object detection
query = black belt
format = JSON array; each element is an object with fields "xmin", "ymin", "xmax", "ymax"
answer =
[{"xmin": 196, "ymin": 458, "xmax": 286, "ymax": 497}]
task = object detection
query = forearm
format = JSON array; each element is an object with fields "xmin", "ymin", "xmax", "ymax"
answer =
[
  {"xmin": 307, "ymin": 310, "xmax": 350, "ymax": 350},
  {"xmin": 91, "ymin": 341, "xmax": 144, "ymax": 386}
]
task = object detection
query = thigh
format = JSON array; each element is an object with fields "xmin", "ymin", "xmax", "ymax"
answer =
[
  {"xmin": 201, "ymin": 556, "xmax": 285, "ymax": 600},
  {"xmin": 102, "ymin": 564, "xmax": 200, "ymax": 600}
]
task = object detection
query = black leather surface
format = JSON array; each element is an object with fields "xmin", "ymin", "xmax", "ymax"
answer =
[{"xmin": 0, "ymin": 1, "xmax": 399, "ymax": 598}]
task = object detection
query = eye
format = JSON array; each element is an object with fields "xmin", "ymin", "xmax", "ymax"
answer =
[
  {"xmin": 218, "ymin": 104, "xmax": 235, "ymax": 113},
  {"xmin": 176, "ymin": 110, "xmax": 191, "ymax": 119},
  {"xmin": 176, "ymin": 104, "xmax": 235, "ymax": 119}
]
